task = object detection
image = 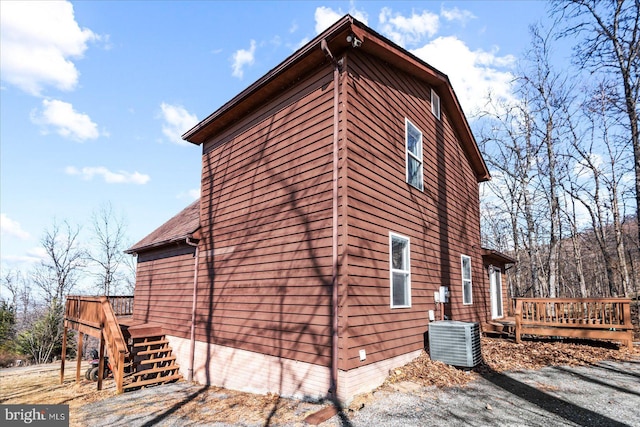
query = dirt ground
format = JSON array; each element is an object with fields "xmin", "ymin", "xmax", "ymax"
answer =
[{"xmin": 1, "ymin": 337, "xmax": 639, "ymax": 426}]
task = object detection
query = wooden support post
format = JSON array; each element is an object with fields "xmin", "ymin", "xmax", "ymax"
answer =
[
  {"xmin": 76, "ymin": 333, "xmax": 84, "ymax": 383},
  {"xmin": 97, "ymin": 332, "xmax": 105, "ymax": 391},
  {"xmin": 514, "ymin": 299, "xmax": 522, "ymax": 344},
  {"xmin": 622, "ymin": 302, "xmax": 633, "ymax": 351},
  {"xmin": 116, "ymin": 350, "xmax": 125, "ymax": 394},
  {"xmin": 60, "ymin": 324, "xmax": 68, "ymax": 384}
]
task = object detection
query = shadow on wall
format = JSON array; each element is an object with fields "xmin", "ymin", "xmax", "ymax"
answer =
[{"xmin": 199, "ymin": 66, "xmax": 338, "ymax": 407}]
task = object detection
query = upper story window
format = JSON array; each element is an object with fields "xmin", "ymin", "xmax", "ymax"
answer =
[
  {"xmin": 405, "ymin": 119, "xmax": 423, "ymax": 191},
  {"xmin": 390, "ymin": 232, "xmax": 411, "ymax": 308},
  {"xmin": 461, "ymin": 254, "xmax": 472, "ymax": 305},
  {"xmin": 431, "ymin": 89, "xmax": 441, "ymax": 120}
]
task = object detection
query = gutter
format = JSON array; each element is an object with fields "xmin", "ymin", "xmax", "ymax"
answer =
[{"xmin": 124, "ymin": 234, "xmax": 197, "ymax": 255}]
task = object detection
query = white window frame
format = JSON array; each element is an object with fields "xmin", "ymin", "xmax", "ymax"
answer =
[
  {"xmin": 489, "ymin": 266, "xmax": 504, "ymax": 319},
  {"xmin": 431, "ymin": 89, "xmax": 441, "ymax": 120},
  {"xmin": 461, "ymin": 254, "xmax": 473, "ymax": 305},
  {"xmin": 390, "ymin": 232, "xmax": 411, "ymax": 308},
  {"xmin": 405, "ymin": 118, "xmax": 424, "ymax": 191}
]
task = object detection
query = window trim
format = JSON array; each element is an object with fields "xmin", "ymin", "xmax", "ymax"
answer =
[
  {"xmin": 490, "ymin": 266, "xmax": 504, "ymax": 319},
  {"xmin": 389, "ymin": 232, "xmax": 411, "ymax": 309},
  {"xmin": 405, "ymin": 118, "xmax": 424, "ymax": 191},
  {"xmin": 431, "ymin": 89, "xmax": 441, "ymax": 120},
  {"xmin": 461, "ymin": 254, "xmax": 473, "ymax": 305}
]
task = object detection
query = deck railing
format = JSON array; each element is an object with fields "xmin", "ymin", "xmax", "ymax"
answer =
[
  {"xmin": 514, "ymin": 298, "xmax": 633, "ymax": 350},
  {"xmin": 107, "ymin": 296, "xmax": 134, "ymax": 316},
  {"xmin": 63, "ymin": 295, "xmax": 132, "ymax": 393}
]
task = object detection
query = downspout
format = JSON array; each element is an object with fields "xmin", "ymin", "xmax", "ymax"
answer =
[
  {"xmin": 321, "ymin": 39, "xmax": 341, "ymax": 399},
  {"xmin": 185, "ymin": 236, "xmax": 199, "ymax": 382}
]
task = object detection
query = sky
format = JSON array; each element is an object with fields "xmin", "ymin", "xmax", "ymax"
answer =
[{"xmin": 0, "ymin": 0, "xmax": 553, "ymax": 286}]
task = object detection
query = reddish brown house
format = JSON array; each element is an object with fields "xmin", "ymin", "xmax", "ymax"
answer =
[{"xmin": 126, "ymin": 15, "xmax": 511, "ymax": 402}]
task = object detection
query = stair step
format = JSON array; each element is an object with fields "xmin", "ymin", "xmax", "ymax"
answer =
[
  {"xmin": 123, "ymin": 374, "xmax": 182, "ymax": 390},
  {"xmin": 135, "ymin": 347, "xmax": 171, "ymax": 356},
  {"xmin": 132, "ymin": 339, "xmax": 168, "ymax": 348},
  {"xmin": 130, "ymin": 365, "xmax": 180, "ymax": 378},
  {"xmin": 139, "ymin": 355, "xmax": 176, "ymax": 365}
]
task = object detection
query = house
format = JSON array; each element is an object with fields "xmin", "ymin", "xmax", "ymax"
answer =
[{"xmin": 125, "ymin": 15, "xmax": 512, "ymax": 403}]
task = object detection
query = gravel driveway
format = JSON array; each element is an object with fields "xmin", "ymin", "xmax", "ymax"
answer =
[
  {"xmin": 75, "ymin": 360, "xmax": 640, "ymax": 427},
  {"xmin": 350, "ymin": 360, "xmax": 640, "ymax": 427}
]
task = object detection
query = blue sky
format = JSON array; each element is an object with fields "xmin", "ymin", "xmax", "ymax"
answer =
[{"xmin": 1, "ymin": 1, "xmax": 551, "ymax": 284}]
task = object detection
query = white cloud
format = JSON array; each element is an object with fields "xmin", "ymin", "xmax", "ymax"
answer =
[
  {"xmin": 159, "ymin": 102, "xmax": 198, "ymax": 145},
  {"xmin": 31, "ymin": 99, "xmax": 101, "ymax": 141},
  {"xmin": 65, "ymin": 166, "xmax": 150, "ymax": 185},
  {"xmin": 1, "ymin": 247, "xmax": 47, "ymax": 265},
  {"xmin": 314, "ymin": 6, "xmax": 368, "ymax": 34},
  {"xmin": 412, "ymin": 36, "xmax": 516, "ymax": 115},
  {"xmin": 231, "ymin": 40, "xmax": 257, "ymax": 79},
  {"xmin": 0, "ymin": 214, "xmax": 31, "ymax": 240},
  {"xmin": 440, "ymin": 6, "xmax": 476, "ymax": 26},
  {"xmin": 379, "ymin": 7, "xmax": 439, "ymax": 47},
  {"xmin": 178, "ymin": 188, "xmax": 201, "ymax": 200},
  {"xmin": 0, "ymin": 0, "xmax": 97, "ymax": 96}
]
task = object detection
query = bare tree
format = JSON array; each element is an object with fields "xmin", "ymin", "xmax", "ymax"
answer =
[
  {"xmin": 478, "ymin": 93, "xmax": 545, "ymax": 297},
  {"xmin": 1, "ymin": 269, "xmax": 34, "ymax": 331},
  {"xmin": 553, "ymin": 0, "xmax": 640, "ymax": 249},
  {"xmin": 560, "ymin": 80, "xmax": 633, "ymax": 297},
  {"xmin": 88, "ymin": 203, "xmax": 129, "ymax": 296},
  {"xmin": 32, "ymin": 220, "xmax": 86, "ymax": 305},
  {"xmin": 520, "ymin": 24, "xmax": 574, "ymax": 299}
]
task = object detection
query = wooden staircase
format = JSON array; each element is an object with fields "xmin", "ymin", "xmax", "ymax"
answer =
[
  {"xmin": 62, "ymin": 296, "xmax": 183, "ymax": 393},
  {"xmin": 123, "ymin": 335, "xmax": 182, "ymax": 391}
]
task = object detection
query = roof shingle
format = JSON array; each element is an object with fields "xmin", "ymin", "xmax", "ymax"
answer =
[{"xmin": 126, "ymin": 199, "xmax": 200, "ymax": 253}]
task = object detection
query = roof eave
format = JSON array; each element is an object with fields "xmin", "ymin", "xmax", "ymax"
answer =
[
  {"xmin": 125, "ymin": 230, "xmax": 200, "ymax": 255},
  {"xmin": 183, "ymin": 14, "xmax": 490, "ymax": 181},
  {"xmin": 482, "ymin": 248, "xmax": 517, "ymax": 265},
  {"xmin": 182, "ymin": 15, "xmax": 355, "ymax": 145}
]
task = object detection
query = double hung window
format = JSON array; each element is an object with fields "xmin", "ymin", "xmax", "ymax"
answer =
[
  {"xmin": 405, "ymin": 119, "xmax": 423, "ymax": 191},
  {"xmin": 390, "ymin": 233, "xmax": 411, "ymax": 308},
  {"xmin": 461, "ymin": 255, "xmax": 472, "ymax": 305}
]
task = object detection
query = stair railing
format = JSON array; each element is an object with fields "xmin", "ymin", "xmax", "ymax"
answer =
[{"xmin": 99, "ymin": 296, "xmax": 129, "ymax": 393}]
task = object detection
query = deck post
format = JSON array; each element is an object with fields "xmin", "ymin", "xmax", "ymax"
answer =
[
  {"xmin": 97, "ymin": 332, "xmax": 105, "ymax": 391},
  {"xmin": 76, "ymin": 332, "xmax": 84, "ymax": 383},
  {"xmin": 514, "ymin": 299, "xmax": 522, "ymax": 344},
  {"xmin": 60, "ymin": 324, "xmax": 67, "ymax": 384},
  {"xmin": 622, "ymin": 302, "xmax": 633, "ymax": 350}
]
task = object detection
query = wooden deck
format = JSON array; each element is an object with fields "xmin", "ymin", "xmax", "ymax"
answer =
[
  {"xmin": 514, "ymin": 298, "xmax": 634, "ymax": 350},
  {"xmin": 62, "ymin": 295, "xmax": 181, "ymax": 393}
]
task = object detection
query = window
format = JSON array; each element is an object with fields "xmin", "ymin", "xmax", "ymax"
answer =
[
  {"xmin": 431, "ymin": 89, "xmax": 441, "ymax": 120},
  {"xmin": 489, "ymin": 266, "xmax": 503, "ymax": 319},
  {"xmin": 461, "ymin": 255, "xmax": 472, "ymax": 305},
  {"xmin": 390, "ymin": 233, "xmax": 411, "ymax": 308},
  {"xmin": 405, "ymin": 119, "xmax": 423, "ymax": 191}
]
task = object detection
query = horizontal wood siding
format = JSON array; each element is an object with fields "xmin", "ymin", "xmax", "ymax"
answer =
[
  {"xmin": 197, "ymin": 64, "xmax": 337, "ymax": 367},
  {"xmin": 133, "ymin": 243, "xmax": 195, "ymax": 338},
  {"xmin": 344, "ymin": 51, "xmax": 484, "ymax": 369}
]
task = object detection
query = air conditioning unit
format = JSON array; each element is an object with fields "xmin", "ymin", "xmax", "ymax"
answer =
[{"xmin": 428, "ymin": 320, "xmax": 482, "ymax": 367}]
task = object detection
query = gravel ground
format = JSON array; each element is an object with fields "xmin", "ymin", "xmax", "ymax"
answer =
[
  {"xmin": 72, "ymin": 359, "xmax": 640, "ymax": 427},
  {"xmin": 349, "ymin": 360, "xmax": 640, "ymax": 427}
]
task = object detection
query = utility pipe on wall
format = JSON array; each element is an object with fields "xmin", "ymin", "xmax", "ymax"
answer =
[
  {"xmin": 321, "ymin": 38, "xmax": 341, "ymax": 399},
  {"xmin": 185, "ymin": 237, "xmax": 199, "ymax": 382}
]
